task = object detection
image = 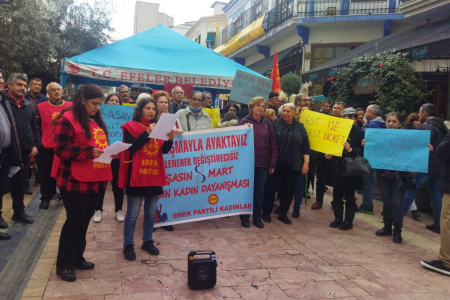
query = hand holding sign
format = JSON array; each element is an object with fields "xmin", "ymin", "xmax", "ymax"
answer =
[{"xmin": 300, "ymin": 110, "xmax": 353, "ymax": 157}]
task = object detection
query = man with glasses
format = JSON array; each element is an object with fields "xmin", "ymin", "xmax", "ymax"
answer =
[
  {"xmin": 129, "ymin": 83, "xmax": 141, "ymax": 103},
  {"xmin": 118, "ymin": 85, "xmax": 130, "ymax": 103},
  {"xmin": 168, "ymin": 86, "xmax": 186, "ymax": 114},
  {"xmin": 176, "ymin": 91, "xmax": 212, "ymax": 132},
  {"xmin": 202, "ymin": 92, "xmax": 213, "ymax": 109},
  {"xmin": 36, "ymin": 82, "xmax": 72, "ymax": 209}
]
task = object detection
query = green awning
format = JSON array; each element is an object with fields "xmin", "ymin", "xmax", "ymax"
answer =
[{"xmin": 206, "ymin": 32, "xmax": 216, "ymax": 43}]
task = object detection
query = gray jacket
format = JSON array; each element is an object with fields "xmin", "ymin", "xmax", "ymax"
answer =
[{"xmin": 176, "ymin": 106, "xmax": 213, "ymax": 132}]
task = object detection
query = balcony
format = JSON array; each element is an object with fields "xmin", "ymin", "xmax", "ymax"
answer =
[{"xmin": 297, "ymin": 0, "xmax": 398, "ymax": 17}]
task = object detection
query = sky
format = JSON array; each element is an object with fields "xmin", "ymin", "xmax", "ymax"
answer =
[{"xmin": 109, "ymin": 0, "xmax": 222, "ymax": 41}]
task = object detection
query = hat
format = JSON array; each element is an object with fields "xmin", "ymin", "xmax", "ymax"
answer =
[
  {"xmin": 130, "ymin": 83, "xmax": 141, "ymax": 89},
  {"xmin": 269, "ymin": 91, "xmax": 279, "ymax": 99},
  {"xmin": 217, "ymin": 112, "xmax": 240, "ymax": 128},
  {"xmin": 340, "ymin": 107, "xmax": 357, "ymax": 118},
  {"xmin": 141, "ymin": 85, "xmax": 153, "ymax": 94}
]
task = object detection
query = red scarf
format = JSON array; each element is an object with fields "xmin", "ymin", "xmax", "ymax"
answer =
[{"xmin": 140, "ymin": 116, "xmax": 152, "ymax": 127}]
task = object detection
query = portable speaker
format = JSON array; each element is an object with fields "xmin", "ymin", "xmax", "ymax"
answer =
[{"xmin": 187, "ymin": 250, "xmax": 217, "ymax": 289}]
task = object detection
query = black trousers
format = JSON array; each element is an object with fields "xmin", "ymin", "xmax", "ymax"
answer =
[
  {"xmin": 95, "ymin": 159, "xmax": 124, "ymax": 212},
  {"xmin": 263, "ymin": 164, "xmax": 300, "ymax": 216},
  {"xmin": 315, "ymin": 155, "xmax": 326, "ymax": 203},
  {"xmin": 39, "ymin": 147, "xmax": 57, "ymax": 201},
  {"xmin": 0, "ymin": 148, "xmax": 30, "ymax": 213},
  {"xmin": 332, "ymin": 186, "xmax": 357, "ymax": 222},
  {"xmin": 57, "ymin": 190, "xmax": 104, "ymax": 269}
]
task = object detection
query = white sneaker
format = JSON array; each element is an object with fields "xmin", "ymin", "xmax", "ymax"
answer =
[
  {"xmin": 116, "ymin": 210, "xmax": 125, "ymax": 222},
  {"xmin": 93, "ymin": 210, "xmax": 102, "ymax": 223}
]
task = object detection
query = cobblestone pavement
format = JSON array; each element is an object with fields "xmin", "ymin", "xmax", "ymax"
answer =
[{"xmin": 3, "ymin": 184, "xmax": 449, "ymax": 300}]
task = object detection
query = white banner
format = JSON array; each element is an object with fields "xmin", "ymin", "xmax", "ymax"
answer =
[{"xmin": 63, "ymin": 59, "xmax": 234, "ymax": 89}]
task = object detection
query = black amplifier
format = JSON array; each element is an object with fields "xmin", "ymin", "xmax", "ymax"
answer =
[{"xmin": 187, "ymin": 250, "xmax": 217, "ymax": 289}]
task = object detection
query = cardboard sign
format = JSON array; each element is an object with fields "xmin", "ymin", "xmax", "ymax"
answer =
[
  {"xmin": 300, "ymin": 110, "xmax": 354, "ymax": 157},
  {"xmin": 229, "ymin": 69, "xmax": 272, "ymax": 105},
  {"xmin": 203, "ymin": 108, "xmax": 221, "ymax": 128},
  {"xmin": 100, "ymin": 104, "xmax": 135, "ymax": 144},
  {"xmin": 364, "ymin": 129, "xmax": 430, "ymax": 173},
  {"xmin": 155, "ymin": 126, "xmax": 254, "ymax": 227}
]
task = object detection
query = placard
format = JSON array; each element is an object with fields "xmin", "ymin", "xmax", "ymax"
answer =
[
  {"xmin": 300, "ymin": 110, "xmax": 354, "ymax": 157},
  {"xmin": 203, "ymin": 108, "xmax": 221, "ymax": 128},
  {"xmin": 155, "ymin": 126, "xmax": 254, "ymax": 227},
  {"xmin": 100, "ymin": 104, "xmax": 135, "ymax": 144},
  {"xmin": 229, "ymin": 69, "xmax": 272, "ymax": 105},
  {"xmin": 364, "ymin": 129, "xmax": 430, "ymax": 172}
]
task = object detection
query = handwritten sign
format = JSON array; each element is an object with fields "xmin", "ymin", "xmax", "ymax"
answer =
[
  {"xmin": 300, "ymin": 110, "xmax": 353, "ymax": 157},
  {"xmin": 229, "ymin": 69, "xmax": 272, "ymax": 105},
  {"xmin": 203, "ymin": 108, "xmax": 221, "ymax": 128},
  {"xmin": 364, "ymin": 129, "xmax": 430, "ymax": 172},
  {"xmin": 155, "ymin": 126, "xmax": 254, "ymax": 227},
  {"xmin": 100, "ymin": 104, "xmax": 135, "ymax": 144}
]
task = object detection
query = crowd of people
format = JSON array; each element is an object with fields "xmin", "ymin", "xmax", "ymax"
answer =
[{"xmin": 1, "ymin": 72, "xmax": 450, "ymax": 280}]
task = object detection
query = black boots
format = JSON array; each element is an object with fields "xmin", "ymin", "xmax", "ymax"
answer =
[
  {"xmin": 393, "ymin": 223, "xmax": 403, "ymax": 244},
  {"xmin": 376, "ymin": 218, "xmax": 393, "ymax": 236},
  {"xmin": 330, "ymin": 202, "xmax": 343, "ymax": 228},
  {"xmin": 339, "ymin": 203, "xmax": 356, "ymax": 231}
]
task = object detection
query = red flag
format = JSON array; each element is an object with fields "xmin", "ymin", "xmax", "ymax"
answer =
[{"xmin": 270, "ymin": 51, "xmax": 281, "ymax": 94}]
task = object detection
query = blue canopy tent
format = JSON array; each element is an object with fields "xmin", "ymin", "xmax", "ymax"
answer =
[{"xmin": 60, "ymin": 25, "xmax": 263, "ymax": 94}]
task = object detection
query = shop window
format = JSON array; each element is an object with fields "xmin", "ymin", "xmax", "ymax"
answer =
[{"xmin": 311, "ymin": 44, "xmax": 361, "ymax": 69}]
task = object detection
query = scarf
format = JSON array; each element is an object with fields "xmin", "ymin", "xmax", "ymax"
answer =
[
  {"xmin": 140, "ymin": 116, "xmax": 152, "ymax": 127},
  {"xmin": 279, "ymin": 118, "xmax": 294, "ymax": 157}
]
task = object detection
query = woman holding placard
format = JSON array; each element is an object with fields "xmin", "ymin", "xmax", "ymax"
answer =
[
  {"xmin": 119, "ymin": 97, "xmax": 176, "ymax": 260},
  {"xmin": 325, "ymin": 107, "xmax": 364, "ymax": 231}
]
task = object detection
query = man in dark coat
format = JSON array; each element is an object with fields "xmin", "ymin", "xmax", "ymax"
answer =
[
  {"xmin": 421, "ymin": 129, "xmax": 450, "ymax": 275},
  {"xmin": 402, "ymin": 103, "xmax": 448, "ymax": 234},
  {"xmin": 0, "ymin": 73, "xmax": 40, "ymax": 225}
]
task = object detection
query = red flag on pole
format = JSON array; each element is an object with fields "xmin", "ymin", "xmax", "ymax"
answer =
[{"xmin": 270, "ymin": 51, "xmax": 281, "ymax": 94}]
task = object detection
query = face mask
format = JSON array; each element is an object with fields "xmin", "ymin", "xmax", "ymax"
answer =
[{"xmin": 190, "ymin": 105, "xmax": 202, "ymax": 112}]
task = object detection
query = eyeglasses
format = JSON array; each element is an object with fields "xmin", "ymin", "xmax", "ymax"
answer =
[
  {"xmin": 191, "ymin": 98, "xmax": 203, "ymax": 102},
  {"xmin": 131, "ymin": 89, "xmax": 139, "ymax": 92}
]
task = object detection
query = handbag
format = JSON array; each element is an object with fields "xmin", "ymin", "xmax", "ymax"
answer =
[
  {"xmin": 395, "ymin": 172, "xmax": 417, "ymax": 191},
  {"xmin": 342, "ymin": 149, "xmax": 371, "ymax": 177}
]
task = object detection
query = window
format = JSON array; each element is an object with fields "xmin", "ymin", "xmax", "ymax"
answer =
[
  {"xmin": 206, "ymin": 32, "xmax": 216, "ymax": 49},
  {"xmin": 311, "ymin": 44, "xmax": 360, "ymax": 69},
  {"xmin": 233, "ymin": 14, "xmax": 243, "ymax": 35},
  {"xmin": 253, "ymin": 0, "xmax": 263, "ymax": 20}
]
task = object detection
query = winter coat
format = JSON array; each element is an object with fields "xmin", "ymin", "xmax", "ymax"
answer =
[
  {"xmin": 437, "ymin": 130, "xmax": 450, "ymax": 193},
  {"xmin": 0, "ymin": 94, "xmax": 22, "ymax": 166},
  {"xmin": 176, "ymin": 106, "xmax": 213, "ymax": 132},
  {"xmin": 324, "ymin": 125, "xmax": 364, "ymax": 190},
  {"xmin": 420, "ymin": 117, "xmax": 448, "ymax": 177},
  {"xmin": 364, "ymin": 116, "xmax": 386, "ymax": 130},
  {"xmin": 239, "ymin": 114, "xmax": 277, "ymax": 169}
]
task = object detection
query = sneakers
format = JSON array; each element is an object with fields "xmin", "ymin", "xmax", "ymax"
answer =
[
  {"xmin": 141, "ymin": 241, "xmax": 160, "ymax": 255},
  {"xmin": 426, "ymin": 224, "xmax": 440, "ymax": 234},
  {"xmin": 311, "ymin": 202, "xmax": 323, "ymax": 210},
  {"xmin": 123, "ymin": 245, "xmax": 136, "ymax": 261},
  {"xmin": 115, "ymin": 210, "xmax": 125, "ymax": 222},
  {"xmin": 421, "ymin": 260, "xmax": 450, "ymax": 276},
  {"xmin": 93, "ymin": 210, "xmax": 102, "ymax": 223},
  {"xmin": 357, "ymin": 207, "xmax": 374, "ymax": 215}
]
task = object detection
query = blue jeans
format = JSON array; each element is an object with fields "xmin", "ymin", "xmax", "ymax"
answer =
[
  {"xmin": 294, "ymin": 173, "xmax": 306, "ymax": 210},
  {"xmin": 123, "ymin": 194, "xmax": 159, "ymax": 246},
  {"xmin": 402, "ymin": 173, "xmax": 442, "ymax": 227},
  {"xmin": 361, "ymin": 168, "xmax": 375, "ymax": 209},
  {"xmin": 240, "ymin": 167, "xmax": 268, "ymax": 222},
  {"xmin": 377, "ymin": 175, "xmax": 405, "ymax": 224}
]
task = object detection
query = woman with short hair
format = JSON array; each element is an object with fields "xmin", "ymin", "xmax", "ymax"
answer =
[
  {"xmin": 119, "ymin": 97, "xmax": 175, "ymax": 260},
  {"xmin": 263, "ymin": 103, "xmax": 310, "ymax": 225},
  {"xmin": 238, "ymin": 97, "xmax": 277, "ymax": 228},
  {"xmin": 104, "ymin": 93, "xmax": 122, "ymax": 105}
]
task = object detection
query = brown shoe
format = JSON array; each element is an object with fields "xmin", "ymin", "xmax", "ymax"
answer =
[{"xmin": 311, "ymin": 202, "xmax": 323, "ymax": 210}]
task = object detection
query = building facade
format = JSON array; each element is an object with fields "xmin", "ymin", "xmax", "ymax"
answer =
[{"xmin": 134, "ymin": 1, "xmax": 174, "ymax": 34}]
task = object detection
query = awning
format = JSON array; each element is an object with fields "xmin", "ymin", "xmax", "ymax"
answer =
[
  {"xmin": 302, "ymin": 19, "xmax": 450, "ymax": 83},
  {"xmin": 247, "ymin": 45, "xmax": 298, "ymax": 75},
  {"xmin": 206, "ymin": 32, "xmax": 216, "ymax": 43}
]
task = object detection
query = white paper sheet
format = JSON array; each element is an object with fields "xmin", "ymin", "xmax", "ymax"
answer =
[
  {"xmin": 149, "ymin": 113, "xmax": 178, "ymax": 141},
  {"xmin": 93, "ymin": 142, "xmax": 132, "ymax": 164}
]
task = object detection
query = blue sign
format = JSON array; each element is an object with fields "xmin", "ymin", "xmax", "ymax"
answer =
[
  {"xmin": 155, "ymin": 126, "xmax": 254, "ymax": 227},
  {"xmin": 100, "ymin": 104, "xmax": 135, "ymax": 144},
  {"xmin": 229, "ymin": 69, "xmax": 272, "ymax": 105},
  {"xmin": 364, "ymin": 129, "xmax": 430, "ymax": 173},
  {"xmin": 411, "ymin": 46, "xmax": 428, "ymax": 59}
]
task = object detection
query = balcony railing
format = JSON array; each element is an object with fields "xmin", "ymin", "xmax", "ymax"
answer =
[
  {"xmin": 262, "ymin": 0, "xmax": 295, "ymax": 33},
  {"xmin": 399, "ymin": 0, "xmax": 412, "ymax": 4},
  {"xmin": 297, "ymin": 0, "xmax": 398, "ymax": 17}
]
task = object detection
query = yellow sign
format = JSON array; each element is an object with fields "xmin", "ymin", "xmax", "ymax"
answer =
[
  {"xmin": 203, "ymin": 108, "xmax": 221, "ymax": 129},
  {"xmin": 300, "ymin": 110, "xmax": 354, "ymax": 157},
  {"xmin": 214, "ymin": 14, "xmax": 266, "ymax": 57},
  {"xmin": 122, "ymin": 103, "xmax": 136, "ymax": 106}
]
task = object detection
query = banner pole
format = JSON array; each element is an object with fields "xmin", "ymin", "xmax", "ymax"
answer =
[{"xmin": 305, "ymin": 173, "xmax": 308, "ymax": 206}]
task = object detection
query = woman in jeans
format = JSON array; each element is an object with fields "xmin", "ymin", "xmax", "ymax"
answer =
[
  {"xmin": 53, "ymin": 84, "xmax": 112, "ymax": 282},
  {"xmin": 238, "ymin": 96, "xmax": 277, "ymax": 229},
  {"xmin": 119, "ymin": 97, "xmax": 175, "ymax": 260},
  {"xmin": 262, "ymin": 103, "xmax": 310, "ymax": 225},
  {"xmin": 94, "ymin": 93, "xmax": 125, "ymax": 223}
]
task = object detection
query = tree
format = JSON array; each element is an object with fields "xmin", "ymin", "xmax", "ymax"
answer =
[
  {"xmin": 0, "ymin": 0, "xmax": 114, "ymax": 81},
  {"xmin": 332, "ymin": 53, "xmax": 429, "ymax": 116},
  {"xmin": 280, "ymin": 72, "xmax": 301, "ymax": 98}
]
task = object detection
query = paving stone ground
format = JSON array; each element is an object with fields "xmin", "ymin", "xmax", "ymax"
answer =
[{"xmin": 5, "ymin": 184, "xmax": 449, "ymax": 300}]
